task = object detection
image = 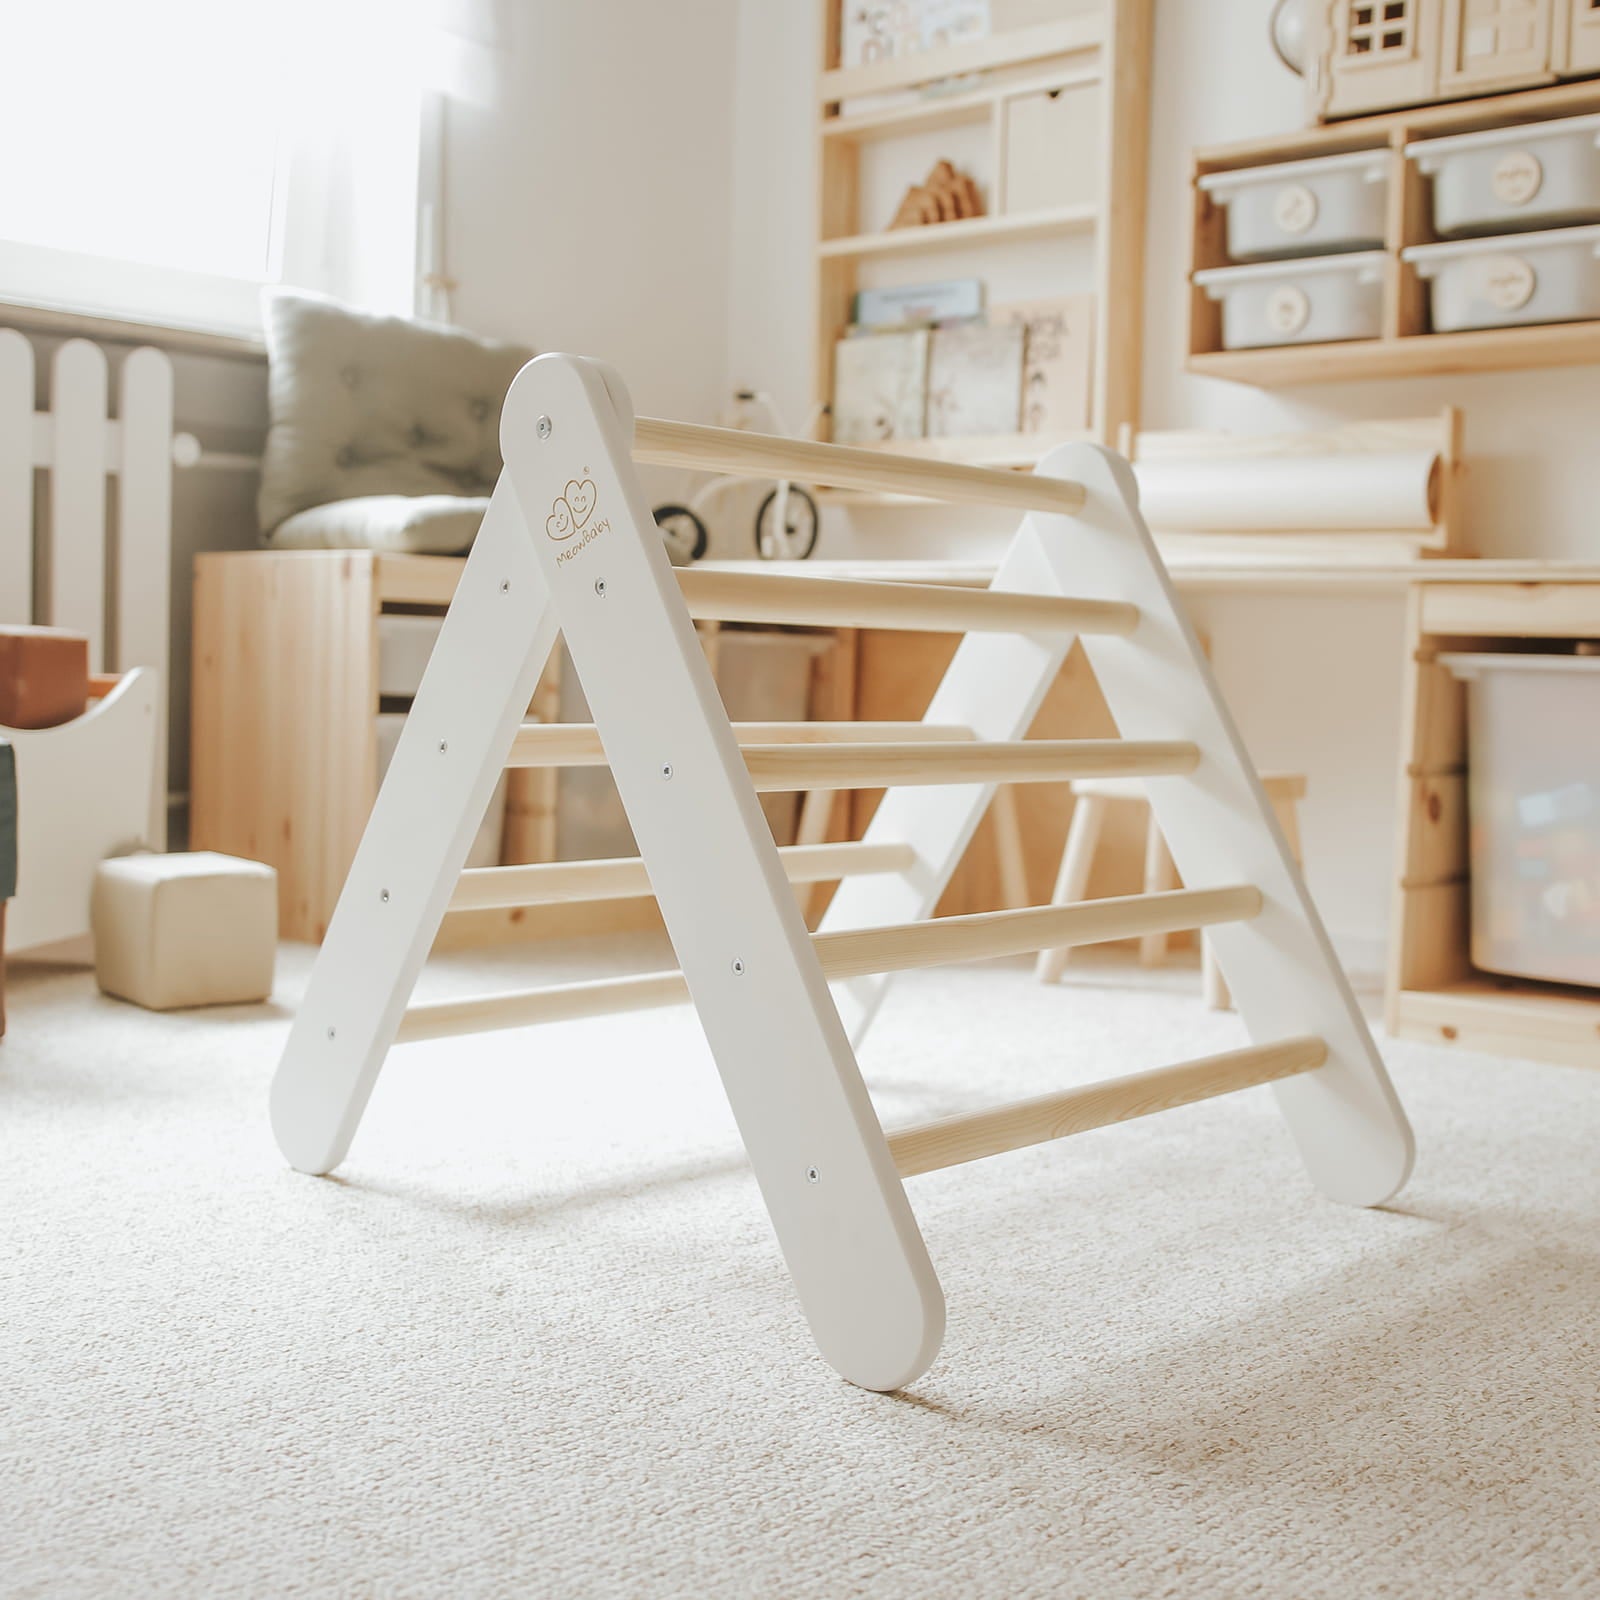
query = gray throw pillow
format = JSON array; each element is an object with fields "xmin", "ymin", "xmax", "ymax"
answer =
[
  {"xmin": 257, "ymin": 288, "xmax": 532, "ymax": 544},
  {"xmin": 271, "ymin": 494, "xmax": 491, "ymax": 556}
]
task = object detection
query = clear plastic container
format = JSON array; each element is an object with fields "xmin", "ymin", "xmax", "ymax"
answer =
[
  {"xmin": 1198, "ymin": 150, "xmax": 1389, "ymax": 262},
  {"xmin": 1441, "ymin": 652, "xmax": 1600, "ymax": 987},
  {"xmin": 1408, "ymin": 114, "xmax": 1600, "ymax": 238},
  {"xmin": 1194, "ymin": 252, "xmax": 1386, "ymax": 349}
]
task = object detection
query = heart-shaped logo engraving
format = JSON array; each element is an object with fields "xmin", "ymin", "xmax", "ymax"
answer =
[
  {"xmin": 545, "ymin": 498, "xmax": 575, "ymax": 540},
  {"xmin": 565, "ymin": 478, "xmax": 596, "ymax": 526}
]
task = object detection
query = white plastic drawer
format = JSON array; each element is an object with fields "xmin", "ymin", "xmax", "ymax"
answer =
[
  {"xmin": 1404, "ymin": 225, "xmax": 1600, "ymax": 333},
  {"xmin": 377, "ymin": 613, "xmax": 445, "ymax": 699},
  {"xmin": 1442, "ymin": 653, "xmax": 1600, "ymax": 988},
  {"xmin": 1408, "ymin": 114, "xmax": 1600, "ymax": 239},
  {"xmin": 376, "ymin": 711, "xmax": 506, "ymax": 869},
  {"xmin": 1198, "ymin": 150, "xmax": 1388, "ymax": 262},
  {"xmin": 1194, "ymin": 253, "xmax": 1386, "ymax": 349}
]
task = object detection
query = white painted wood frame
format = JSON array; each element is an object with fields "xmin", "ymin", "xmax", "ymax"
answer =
[{"xmin": 269, "ymin": 354, "xmax": 1414, "ymax": 1391}]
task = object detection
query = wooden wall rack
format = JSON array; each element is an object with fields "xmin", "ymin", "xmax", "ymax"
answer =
[
  {"xmin": 815, "ymin": 0, "xmax": 1152, "ymax": 469},
  {"xmin": 1189, "ymin": 78, "xmax": 1600, "ymax": 386}
]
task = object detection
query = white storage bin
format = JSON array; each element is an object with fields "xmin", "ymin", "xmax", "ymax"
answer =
[
  {"xmin": 1404, "ymin": 225, "xmax": 1600, "ymax": 332},
  {"xmin": 1193, "ymin": 253, "xmax": 1386, "ymax": 349},
  {"xmin": 1198, "ymin": 150, "xmax": 1388, "ymax": 262},
  {"xmin": 377, "ymin": 613, "xmax": 445, "ymax": 699},
  {"xmin": 1441, "ymin": 653, "xmax": 1600, "ymax": 988},
  {"xmin": 1408, "ymin": 114, "xmax": 1600, "ymax": 239},
  {"xmin": 376, "ymin": 712, "xmax": 506, "ymax": 869}
]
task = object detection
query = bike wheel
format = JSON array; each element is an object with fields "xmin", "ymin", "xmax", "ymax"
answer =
[
  {"xmin": 754, "ymin": 486, "xmax": 820, "ymax": 560},
  {"xmin": 652, "ymin": 503, "xmax": 709, "ymax": 564}
]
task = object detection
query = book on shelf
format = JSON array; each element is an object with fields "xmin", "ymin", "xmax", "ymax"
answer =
[
  {"xmin": 838, "ymin": 0, "xmax": 991, "ymax": 114},
  {"xmin": 925, "ymin": 322, "xmax": 1024, "ymax": 438},
  {"xmin": 832, "ymin": 328, "xmax": 931, "ymax": 444},
  {"xmin": 993, "ymin": 293, "xmax": 1094, "ymax": 435},
  {"xmin": 853, "ymin": 277, "xmax": 983, "ymax": 329}
]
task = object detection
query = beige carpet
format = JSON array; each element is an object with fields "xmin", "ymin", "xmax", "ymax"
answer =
[{"xmin": 5, "ymin": 936, "xmax": 1598, "ymax": 1599}]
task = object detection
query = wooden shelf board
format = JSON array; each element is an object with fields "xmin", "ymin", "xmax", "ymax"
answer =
[
  {"xmin": 821, "ymin": 63, "xmax": 1100, "ymax": 142},
  {"xmin": 1195, "ymin": 76, "xmax": 1600, "ymax": 175},
  {"xmin": 1187, "ymin": 320, "xmax": 1600, "ymax": 386},
  {"xmin": 820, "ymin": 204, "xmax": 1098, "ymax": 260},
  {"xmin": 1392, "ymin": 978, "xmax": 1600, "ymax": 1069},
  {"xmin": 819, "ymin": 15, "xmax": 1101, "ymax": 104}
]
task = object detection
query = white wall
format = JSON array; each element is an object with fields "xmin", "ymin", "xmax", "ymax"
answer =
[
  {"xmin": 719, "ymin": 0, "xmax": 1600, "ymax": 974},
  {"xmin": 443, "ymin": 0, "xmax": 741, "ymax": 427}
]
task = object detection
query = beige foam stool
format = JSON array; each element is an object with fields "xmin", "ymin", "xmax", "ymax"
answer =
[
  {"xmin": 1035, "ymin": 773, "xmax": 1306, "ymax": 1010},
  {"xmin": 92, "ymin": 851, "xmax": 277, "ymax": 1011}
]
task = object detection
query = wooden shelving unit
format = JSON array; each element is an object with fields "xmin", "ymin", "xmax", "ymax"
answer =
[
  {"xmin": 814, "ymin": 0, "xmax": 1152, "ymax": 471},
  {"xmin": 1188, "ymin": 78, "xmax": 1600, "ymax": 386},
  {"xmin": 1387, "ymin": 578, "xmax": 1600, "ymax": 1068}
]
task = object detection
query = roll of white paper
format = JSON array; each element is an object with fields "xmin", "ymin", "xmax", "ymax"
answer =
[{"xmin": 1132, "ymin": 451, "xmax": 1439, "ymax": 533}]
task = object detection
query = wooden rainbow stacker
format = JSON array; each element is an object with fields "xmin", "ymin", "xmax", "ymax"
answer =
[{"xmin": 270, "ymin": 353, "xmax": 1415, "ymax": 1391}]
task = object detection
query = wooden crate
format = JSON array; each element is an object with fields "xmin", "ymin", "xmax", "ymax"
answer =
[{"xmin": 1386, "ymin": 578, "xmax": 1600, "ymax": 1065}]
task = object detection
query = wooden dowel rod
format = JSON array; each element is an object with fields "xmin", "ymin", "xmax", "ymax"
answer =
[
  {"xmin": 449, "ymin": 839, "xmax": 917, "ymax": 911},
  {"xmin": 886, "ymin": 1036, "xmax": 1329, "ymax": 1178},
  {"xmin": 812, "ymin": 884, "xmax": 1261, "ymax": 980},
  {"xmin": 506, "ymin": 720, "xmax": 975, "ymax": 768},
  {"xmin": 740, "ymin": 739, "xmax": 1200, "ymax": 792},
  {"xmin": 397, "ymin": 971, "xmax": 690, "ymax": 1045},
  {"xmin": 633, "ymin": 416, "xmax": 1088, "ymax": 515},
  {"xmin": 675, "ymin": 569, "xmax": 1136, "ymax": 636},
  {"xmin": 398, "ymin": 885, "xmax": 1261, "ymax": 1044}
]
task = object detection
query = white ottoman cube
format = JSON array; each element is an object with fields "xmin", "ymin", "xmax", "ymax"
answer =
[{"xmin": 92, "ymin": 852, "xmax": 277, "ymax": 1010}]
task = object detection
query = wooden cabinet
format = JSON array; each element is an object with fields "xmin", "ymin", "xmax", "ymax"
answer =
[{"xmin": 1387, "ymin": 577, "xmax": 1600, "ymax": 1066}]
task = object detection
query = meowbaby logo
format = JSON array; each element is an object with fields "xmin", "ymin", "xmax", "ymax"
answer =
[{"xmin": 546, "ymin": 473, "xmax": 608, "ymax": 564}]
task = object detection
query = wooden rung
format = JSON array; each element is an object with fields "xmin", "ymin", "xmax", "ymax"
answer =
[
  {"xmin": 507, "ymin": 720, "xmax": 975, "ymax": 768},
  {"xmin": 812, "ymin": 884, "xmax": 1261, "ymax": 980},
  {"xmin": 740, "ymin": 739, "xmax": 1199, "ymax": 792},
  {"xmin": 450, "ymin": 839, "xmax": 917, "ymax": 911},
  {"xmin": 886, "ymin": 1036, "xmax": 1329, "ymax": 1178},
  {"xmin": 675, "ymin": 569, "xmax": 1137, "ymax": 636},
  {"xmin": 633, "ymin": 416, "xmax": 1089, "ymax": 516},
  {"xmin": 397, "ymin": 885, "xmax": 1261, "ymax": 1044}
]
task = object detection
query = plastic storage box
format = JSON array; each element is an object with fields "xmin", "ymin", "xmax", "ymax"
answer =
[
  {"xmin": 1404, "ymin": 225, "xmax": 1600, "ymax": 332},
  {"xmin": 1197, "ymin": 150, "xmax": 1388, "ymax": 261},
  {"xmin": 1193, "ymin": 252, "xmax": 1386, "ymax": 349},
  {"xmin": 377, "ymin": 613, "xmax": 445, "ymax": 699},
  {"xmin": 1408, "ymin": 114, "xmax": 1600, "ymax": 238},
  {"xmin": 1442, "ymin": 652, "xmax": 1600, "ymax": 988}
]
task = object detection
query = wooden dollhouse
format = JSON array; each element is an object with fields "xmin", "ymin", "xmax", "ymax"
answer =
[{"xmin": 1307, "ymin": 0, "xmax": 1600, "ymax": 121}]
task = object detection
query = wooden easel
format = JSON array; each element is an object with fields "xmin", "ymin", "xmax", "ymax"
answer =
[{"xmin": 270, "ymin": 354, "xmax": 1414, "ymax": 1391}]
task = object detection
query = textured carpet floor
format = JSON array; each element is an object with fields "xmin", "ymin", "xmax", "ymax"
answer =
[{"xmin": 4, "ymin": 936, "xmax": 1598, "ymax": 1599}]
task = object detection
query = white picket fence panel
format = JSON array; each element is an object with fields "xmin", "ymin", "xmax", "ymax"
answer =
[{"xmin": 1, "ymin": 329, "xmax": 178, "ymax": 948}]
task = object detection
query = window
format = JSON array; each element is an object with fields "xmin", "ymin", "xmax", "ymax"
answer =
[{"xmin": 0, "ymin": 0, "xmax": 432, "ymax": 336}]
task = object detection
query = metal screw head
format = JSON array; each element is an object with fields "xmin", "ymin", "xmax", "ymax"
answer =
[
  {"xmin": 660, "ymin": 763, "xmax": 673, "ymax": 780},
  {"xmin": 536, "ymin": 415, "xmax": 552, "ymax": 440},
  {"xmin": 731, "ymin": 957, "xmax": 746, "ymax": 976},
  {"xmin": 500, "ymin": 579, "xmax": 511, "ymax": 594},
  {"xmin": 805, "ymin": 1166, "xmax": 820, "ymax": 1184},
  {"xmin": 594, "ymin": 578, "xmax": 607, "ymax": 597},
  {"xmin": 380, "ymin": 888, "xmax": 391, "ymax": 904},
  {"xmin": 326, "ymin": 1026, "xmax": 337, "ymax": 1041},
  {"xmin": 438, "ymin": 740, "xmax": 448, "ymax": 754}
]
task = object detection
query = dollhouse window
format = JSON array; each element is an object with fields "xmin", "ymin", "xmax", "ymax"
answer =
[{"xmin": 1345, "ymin": 0, "xmax": 1414, "ymax": 56}]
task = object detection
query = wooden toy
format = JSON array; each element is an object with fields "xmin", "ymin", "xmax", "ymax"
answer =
[
  {"xmin": 269, "ymin": 353, "xmax": 1414, "ymax": 1391},
  {"xmin": 91, "ymin": 852, "xmax": 277, "ymax": 1011},
  {"xmin": 889, "ymin": 160, "xmax": 984, "ymax": 228},
  {"xmin": 1302, "ymin": 0, "xmax": 1600, "ymax": 123},
  {"xmin": 0, "ymin": 739, "xmax": 13, "ymax": 1036},
  {"xmin": 0, "ymin": 626, "xmax": 90, "ymax": 730},
  {"xmin": 0, "ymin": 331, "xmax": 169, "ymax": 955}
]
